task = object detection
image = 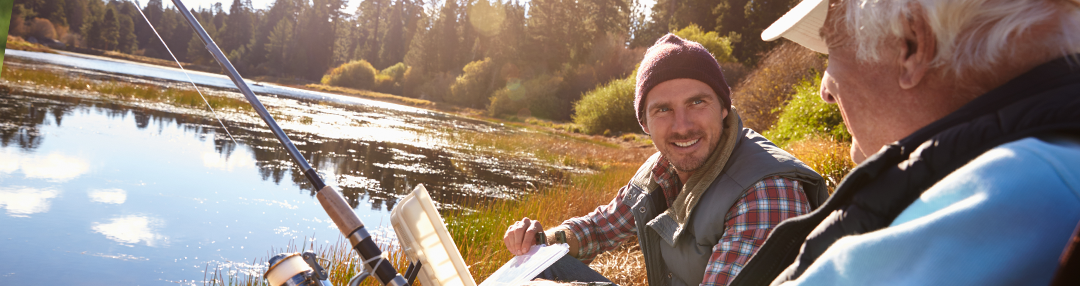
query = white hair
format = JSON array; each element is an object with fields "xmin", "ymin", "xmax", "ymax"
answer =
[{"xmin": 839, "ymin": 0, "xmax": 1080, "ymax": 77}]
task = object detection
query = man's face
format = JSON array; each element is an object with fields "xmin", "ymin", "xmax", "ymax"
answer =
[
  {"xmin": 819, "ymin": 4, "xmax": 904, "ymax": 163},
  {"xmin": 643, "ymin": 78, "xmax": 728, "ymax": 175}
]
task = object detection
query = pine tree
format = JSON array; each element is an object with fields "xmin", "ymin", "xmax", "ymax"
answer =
[
  {"xmin": 118, "ymin": 13, "xmax": 138, "ymax": 53},
  {"xmin": 434, "ymin": 0, "xmax": 459, "ymax": 73},
  {"xmin": 137, "ymin": 0, "xmax": 165, "ymax": 57},
  {"xmin": 378, "ymin": 0, "xmax": 405, "ymax": 68},
  {"xmin": 221, "ymin": 0, "xmax": 254, "ymax": 55},
  {"xmin": 100, "ymin": 8, "xmax": 119, "ymax": 50}
]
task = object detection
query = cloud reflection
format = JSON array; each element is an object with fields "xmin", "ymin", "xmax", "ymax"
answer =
[
  {"xmin": 201, "ymin": 151, "xmax": 255, "ymax": 172},
  {"xmin": 92, "ymin": 215, "xmax": 166, "ymax": 247},
  {"xmin": 88, "ymin": 188, "xmax": 126, "ymax": 204},
  {"xmin": 0, "ymin": 187, "xmax": 60, "ymax": 218},
  {"xmin": 0, "ymin": 150, "xmax": 90, "ymax": 181}
]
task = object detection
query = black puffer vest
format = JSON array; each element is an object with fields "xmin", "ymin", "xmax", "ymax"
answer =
[{"xmin": 729, "ymin": 57, "xmax": 1080, "ymax": 286}]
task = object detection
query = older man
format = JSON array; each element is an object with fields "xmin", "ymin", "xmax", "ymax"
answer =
[
  {"xmin": 503, "ymin": 34, "xmax": 829, "ymax": 286},
  {"xmin": 729, "ymin": 0, "xmax": 1080, "ymax": 285}
]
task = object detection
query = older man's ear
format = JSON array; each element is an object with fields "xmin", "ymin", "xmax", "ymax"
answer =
[{"xmin": 898, "ymin": 7, "xmax": 936, "ymax": 90}]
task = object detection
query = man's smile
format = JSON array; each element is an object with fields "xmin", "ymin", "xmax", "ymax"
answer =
[{"xmin": 673, "ymin": 138, "xmax": 700, "ymax": 148}]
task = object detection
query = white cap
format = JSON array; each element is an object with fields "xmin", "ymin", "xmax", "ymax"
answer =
[{"xmin": 761, "ymin": 0, "xmax": 830, "ymax": 54}]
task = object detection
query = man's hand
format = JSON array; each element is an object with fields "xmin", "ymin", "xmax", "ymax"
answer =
[{"xmin": 504, "ymin": 217, "xmax": 543, "ymax": 255}]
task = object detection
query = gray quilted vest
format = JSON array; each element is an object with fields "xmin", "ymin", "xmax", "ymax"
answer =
[{"xmin": 623, "ymin": 127, "xmax": 828, "ymax": 286}]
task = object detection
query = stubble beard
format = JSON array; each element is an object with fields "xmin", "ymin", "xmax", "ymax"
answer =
[{"xmin": 661, "ymin": 130, "xmax": 712, "ymax": 174}]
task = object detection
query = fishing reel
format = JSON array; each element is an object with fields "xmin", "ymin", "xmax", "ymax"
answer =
[
  {"xmin": 265, "ymin": 251, "xmax": 331, "ymax": 286},
  {"xmin": 265, "ymin": 251, "xmax": 423, "ymax": 286}
]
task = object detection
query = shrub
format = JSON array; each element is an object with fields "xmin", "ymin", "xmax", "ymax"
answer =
[
  {"xmin": 321, "ymin": 59, "xmax": 378, "ymax": 91},
  {"xmin": 572, "ymin": 76, "xmax": 639, "ymax": 135},
  {"xmin": 730, "ymin": 41, "xmax": 827, "ymax": 132},
  {"xmin": 380, "ymin": 62, "xmax": 408, "ymax": 82},
  {"xmin": 488, "ymin": 74, "xmax": 563, "ymax": 118},
  {"xmin": 29, "ymin": 18, "xmax": 57, "ymax": 40},
  {"xmin": 763, "ymin": 75, "xmax": 850, "ymax": 148},
  {"xmin": 374, "ymin": 74, "xmax": 397, "ymax": 94},
  {"xmin": 673, "ymin": 24, "xmax": 738, "ymax": 64},
  {"xmin": 448, "ymin": 58, "xmax": 499, "ymax": 108}
]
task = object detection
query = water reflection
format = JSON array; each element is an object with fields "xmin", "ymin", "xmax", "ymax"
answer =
[
  {"xmin": 92, "ymin": 215, "xmax": 167, "ymax": 247},
  {"xmin": 0, "ymin": 186, "xmax": 59, "ymax": 217},
  {"xmin": 0, "ymin": 85, "xmax": 566, "ymax": 212},
  {"xmin": 202, "ymin": 151, "xmax": 256, "ymax": 172},
  {"xmin": 0, "ymin": 150, "xmax": 91, "ymax": 181},
  {"xmin": 88, "ymin": 188, "xmax": 127, "ymax": 204}
]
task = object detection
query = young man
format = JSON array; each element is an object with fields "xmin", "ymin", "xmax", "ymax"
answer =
[
  {"xmin": 729, "ymin": 0, "xmax": 1080, "ymax": 285},
  {"xmin": 503, "ymin": 34, "xmax": 830, "ymax": 286}
]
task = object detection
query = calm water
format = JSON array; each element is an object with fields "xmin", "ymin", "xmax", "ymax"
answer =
[{"xmin": 0, "ymin": 51, "xmax": 569, "ymax": 284}]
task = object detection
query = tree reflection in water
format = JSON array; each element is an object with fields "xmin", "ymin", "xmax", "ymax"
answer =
[{"xmin": 0, "ymin": 90, "xmax": 567, "ymax": 212}]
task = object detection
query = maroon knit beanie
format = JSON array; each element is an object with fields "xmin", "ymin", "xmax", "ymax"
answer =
[{"xmin": 635, "ymin": 33, "xmax": 731, "ymax": 132}]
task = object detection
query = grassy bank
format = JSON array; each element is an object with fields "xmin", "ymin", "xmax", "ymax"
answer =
[
  {"xmin": 1, "ymin": 64, "xmax": 253, "ymax": 112},
  {"xmin": 305, "ymin": 83, "xmax": 436, "ymax": 108}
]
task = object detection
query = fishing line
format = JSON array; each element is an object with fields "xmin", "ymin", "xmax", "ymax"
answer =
[{"xmin": 133, "ymin": 0, "xmax": 238, "ymax": 145}]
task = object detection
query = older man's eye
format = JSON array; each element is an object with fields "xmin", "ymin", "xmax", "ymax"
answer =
[{"xmin": 693, "ymin": 99, "xmax": 704, "ymax": 105}]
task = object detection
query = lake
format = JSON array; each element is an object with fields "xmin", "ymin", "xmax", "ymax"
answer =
[{"xmin": 0, "ymin": 51, "xmax": 571, "ymax": 284}]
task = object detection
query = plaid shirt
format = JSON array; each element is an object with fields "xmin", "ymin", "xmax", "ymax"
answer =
[{"xmin": 562, "ymin": 158, "xmax": 812, "ymax": 286}]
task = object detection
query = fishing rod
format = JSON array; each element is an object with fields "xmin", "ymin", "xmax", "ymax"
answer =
[{"xmin": 161, "ymin": 1, "xmax": 416, "ymax": 285}]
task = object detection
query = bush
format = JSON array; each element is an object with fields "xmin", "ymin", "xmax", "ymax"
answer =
[
  {"xmin": 730, "ymin": 41, "xmax": 827, "ymax": 132},
  {"xmin": 763, "ymin": 75, "xmax": 850, "ymax": 148},
  {"xmin": 321, "ymin": 59, "xmax": 378, "ymax": 90},
  {"xmin": 29, "ymin": 18, "xmax": 57, "ymax": 40},
  {"xmin": 448, "ymin": 58, "xmax": 499, "ymax": 108},
  {"xmin": 673, "ymin": 24, "xmax": 738, "ymax": 64},
  {"xmin": 380, "ymin": 62, "xmax": 408, "ymax": 82},
  {"xmin": 488, "ymin": 74, "xmax": 563, "ymax": 119},
  {"xmin": 572, "ymin": 76, "xmax": 639, "ymax": 135}
]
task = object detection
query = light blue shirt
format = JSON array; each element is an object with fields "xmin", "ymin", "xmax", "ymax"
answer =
[{"xmin": 784, "ymin": 137, "xmax": 1080, "ymax": 285}]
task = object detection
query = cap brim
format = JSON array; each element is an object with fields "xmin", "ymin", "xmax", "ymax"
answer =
[{"xmin": 761, "ymin": 0, "xmax": 830, "ymax": 54}]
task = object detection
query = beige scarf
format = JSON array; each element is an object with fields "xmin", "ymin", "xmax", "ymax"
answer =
[{"xmin": 664, "ymin": 108, "xmax": 741, "ymax": 225}]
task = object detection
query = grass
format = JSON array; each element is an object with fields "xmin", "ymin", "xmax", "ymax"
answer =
[
  {"xmin": 305, "ymin": 83, "xmax": 436, "ymax": 108},
  {"xmin": 444, "ymin": 123, "xmax": 654, "ymax": 171},
  {"xmin": 5, "ymin": 35, "xmax": 56, "ymax": 53},
  {"xmin": 1, "ymin": 64, "xmax": 253, "ymax": 112},
  {"xmin": 782, "ymin": 137, "xmax": 854, "ymax": 194},
  {"xmin": 445, "ymin": 163, "xmax": 647, "ymax": 285}
]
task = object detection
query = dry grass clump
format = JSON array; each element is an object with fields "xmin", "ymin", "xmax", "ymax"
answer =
[
  {"xmin": 782, "ymin": 136, "xmax": 855, "ymax": 193},
  {"xmin": 591, "ymin": 241, "xmax": 647, "ymax": 286},
  {"xmin": 730, "ymin": 42, "xmax": 826, "ymax": 132}
]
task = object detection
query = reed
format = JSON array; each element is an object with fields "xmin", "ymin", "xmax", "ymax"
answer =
[{"xmin": 1, "ymin": 64, "xmax": 253, "ymax": 112}]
